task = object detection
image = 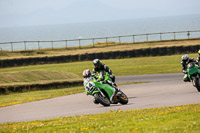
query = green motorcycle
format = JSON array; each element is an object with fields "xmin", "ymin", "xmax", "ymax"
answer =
[
  {"xmin": 187, "ymin": 62, "xmax": 200, "ymax": 92},
  {"xmin": 84, "ymin": 72, "xmax": 128, "ymax": 106}
]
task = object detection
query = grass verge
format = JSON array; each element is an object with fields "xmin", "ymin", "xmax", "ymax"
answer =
[
  {"xmin": 0, "ymin": 104, "xmax": 199, "ymax": 132},
  {"xmin": 0, "ymin": 86, "xmax": 83, "ymax": 108},
  {"xmin": 1, "ymin": 53, "xmax": 195, "ymax": 76},
  {"xmin": 0, "ymin": 81, "xmax": 148, "ymax": 108},
  {"xmin": 0, "ymin": 71, "xmax": 81, "ymax": 86}
]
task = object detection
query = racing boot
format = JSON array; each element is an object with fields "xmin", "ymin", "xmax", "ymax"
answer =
[
  {"xmin": 112, "ymin": 82, "xmax": 121, "ymax": 94},
  {"xmin": 111, "ymin": 92, "xmax": 118, "ymax": 104},
  {"xmin": 183, "ymin": 74, "xmax": 190, "ymax": 82}
]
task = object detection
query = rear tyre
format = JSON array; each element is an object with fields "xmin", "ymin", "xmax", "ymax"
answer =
[
  {"xmin": 118, "ymin": 91, "xmax": 128, "ymax": 104},
  {"xmin": 194, "ymin": 77, "xmax": 200, "ymax": 92},
  {"xmin": 94, "ymin": 93, "xmax": 110, "ymax": 106}
]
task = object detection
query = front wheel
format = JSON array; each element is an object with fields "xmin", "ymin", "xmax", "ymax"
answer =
[
  {"xmin": 118, "ymin": 91, "xmax": 128, "ymax": 104},
  {"xmin": 94, "ymin": 93, "xmax": 110, "ymax": 106},
  {"xmin": 193, "ymin": 77, "xmax": 200, "ymax": 92}
]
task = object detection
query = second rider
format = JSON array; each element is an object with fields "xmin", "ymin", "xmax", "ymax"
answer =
[{"xmin": 93, "ymin": 59, "xmax": 117, "ymax": 86}]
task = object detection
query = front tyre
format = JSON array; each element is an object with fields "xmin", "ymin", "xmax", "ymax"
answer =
[
  {"xmin": 118, "ymin": 91, "xmax": 128, "ymax": 104},
  {"xmin": 94, "ymin": 93, "xmax": 110, "ymax": 106}
]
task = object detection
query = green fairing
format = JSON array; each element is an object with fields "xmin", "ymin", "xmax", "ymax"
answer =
[
  {"xmin": 104, "ymin": 72, "xmax": 111, "ymax": 81},
  {"xmin": 187, "ymin": 65, "xmax": 200, "ymax": 80},
  {"xmin": 85, "ymin": 79, "xmax": 115, "ymax": 99}
]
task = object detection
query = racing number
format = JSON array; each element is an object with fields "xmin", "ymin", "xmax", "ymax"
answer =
[{"xmin": 86, "ymin": 82, "xmax": 95, "ymax": 92}]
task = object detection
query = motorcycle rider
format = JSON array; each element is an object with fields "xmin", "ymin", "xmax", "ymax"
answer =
[
  {"xmin": 83, "ymin": 69, "xmax": 99, "ymax": 104},
  {"xmin": 196, "ymin": 49, "xmax": 200, "ymax": 64},
  {"xmin": 93, "ymin": 59, "xmax": 117, "ymax": 88},
  {"xmin": 181, "ymin": 54, "xmax": 197, "ymax": 82},
  {"xmin": 83, "ymin": 69, "xmax": 93, "ymax": 87}
]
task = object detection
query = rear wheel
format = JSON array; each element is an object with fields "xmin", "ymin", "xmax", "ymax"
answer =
[
  {"xmin": 194, "ymin": 77, "xmax": 200, "ymax": 92},
  {"xmin": 118, "ymin": 91, "xmax": 128, "ymax": 104},
  {"xmin": 94, "ymin": 93, "xmax": 110, "ymax": 106}
]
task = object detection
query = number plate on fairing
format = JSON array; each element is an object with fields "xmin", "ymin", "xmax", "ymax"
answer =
[{"xmin": 86, "ymin": 82, "xmax": 95, "ymax": 93}]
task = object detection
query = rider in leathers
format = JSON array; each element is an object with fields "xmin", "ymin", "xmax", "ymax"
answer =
[
  {"xmin": 196, "ymin": 50, "xmax": 200, "ymax": 65},
  {"xmin": 181, "ymin": 54, "xmax": 197, "ymax": 82},
  {"xmin": 93, "ymin": 59, "xmax": 117, "ymax": 88}
]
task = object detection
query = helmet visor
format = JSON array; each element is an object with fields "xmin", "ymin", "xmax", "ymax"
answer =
[{"xmin": 94, "ymin": 62, "xmax": 101, "ymax": 68}]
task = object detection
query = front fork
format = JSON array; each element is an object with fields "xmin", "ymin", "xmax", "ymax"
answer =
[
  {"xmin": 191, "ymin": 74, "xmax": 199, "ymax": 86},
  {"xmin": 93, "ymin": 88, "xmax": 116, "ymax": 103},
  {"xmin": 92, "ymin": 88, "xmax": 105, "ymax": 97}
]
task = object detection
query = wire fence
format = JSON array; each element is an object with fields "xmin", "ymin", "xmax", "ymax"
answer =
[{"xmin": 0, "ymin": 30, "xmax": 200, "ymax": 51}]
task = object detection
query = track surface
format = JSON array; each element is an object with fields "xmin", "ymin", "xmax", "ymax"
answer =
[{"xmin": 0, "ymin": 73, "xmax": 200, "ymax": 123}]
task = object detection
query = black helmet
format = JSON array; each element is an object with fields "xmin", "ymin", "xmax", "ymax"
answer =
[
  {"xmin": 93, "ymin": 59, "xmax": 101, "ymax": 68},
  {"xmin": 83, "ymin": 69, "xmax": 92, "ymax": 78},
  {"xmin": 181, "ymin": 54, "xmax": 189, "ymax": 63}
]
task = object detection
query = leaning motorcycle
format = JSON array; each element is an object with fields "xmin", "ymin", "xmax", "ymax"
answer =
[
  {"xmin": 187, "ymin": 62, "xmax": 200, "ymax": 92},
  {"xmin": 84, "ymin": 72, "xmax": 128, "ymax": 106}
]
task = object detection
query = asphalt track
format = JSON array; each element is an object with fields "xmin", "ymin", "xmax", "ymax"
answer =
[{"xmin": 0, "ymin": 73, "xmax": 200, "ymax": 124}]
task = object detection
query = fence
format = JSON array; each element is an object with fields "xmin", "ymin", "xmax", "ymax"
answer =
[{"xmin": 0, "ymin": 30, "xmax": 200, "ymax": 51}]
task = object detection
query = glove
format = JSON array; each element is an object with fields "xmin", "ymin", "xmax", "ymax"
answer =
[
  {"xmin": 182, "ymin": 70, "xmax": 187, "ymax": 74},
  {"xmin": 92, "ymin": 73, "xmax": 97, "ymax": 78},
  {"xmin": 110, "ymin": 75, "xmax": 114, "ymax": 79},
  {"xmin": 97, "ymin": 78, "xmax": 101, "ymax": 82}
]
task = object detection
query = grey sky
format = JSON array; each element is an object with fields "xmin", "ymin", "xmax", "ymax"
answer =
[{"xmin": 0, "ymin": 0, "xmax": 200, "ymax": 27}]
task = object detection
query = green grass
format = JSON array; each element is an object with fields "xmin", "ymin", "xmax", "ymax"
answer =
[
  {"xmin": 0, "ymin": 71, "xmax": 81, "ymax": 86},
  {"xmin": 0, "ymin": 86, "xmax": 84, "ymax": 108},
  {"xmin": 1, "ymin": 53, "xmax": 195, "ymax": 77},
  {"xmin": 0, "ymin": 104, "xmax": 199, "ymax": 132}
]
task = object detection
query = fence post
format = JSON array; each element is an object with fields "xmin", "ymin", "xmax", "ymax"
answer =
[
  {"xmin": 187, "ymin": 31, "xmax": 190, "ymax": 39},
  {"xmin": 11, "ymin": 42, "xmax": 13, "ymax": 51},
  {"xmin": 119, "ymin": 36, "xmax": 121, "ymax": 44},
  {"xmin": 146, "ymin": 34, "xmax": 148, "ymax": 42},
  {"xmin": 133, "ymin": 35, "xmax": 135, "ymax": 43},
  {"xmin": 79, "ymin": 39, "xmax": 81, "ymax": 48},
  {"xmin": 38, "ymin": 41, "xmax": 40, "ymax": 50},
  {"xmin": 65, "ymin": 40, "xmax": 67, "ymax": 49},
  {"xmin": 51, "ymin": 41, "xmax": 54, "ymax": 50},
  {"xmin": 93, "ymin": 38, "xmax": 95, "ymax": 47},
  {"xmin": 160, "ymin": 33, "xmax": 162, "ymax": 41},
  {"xmin": 174, "ymin": 32, "xmax": 176, "ymax": 40},
  {"xmin": 24, "ymin": 41, "xmax": 26, "ymax": 51}
]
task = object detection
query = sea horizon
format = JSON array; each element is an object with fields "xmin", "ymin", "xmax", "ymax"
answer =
[{"xmin": 0, "ymin": 14, "xmax": 200, "ymax": 50}]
